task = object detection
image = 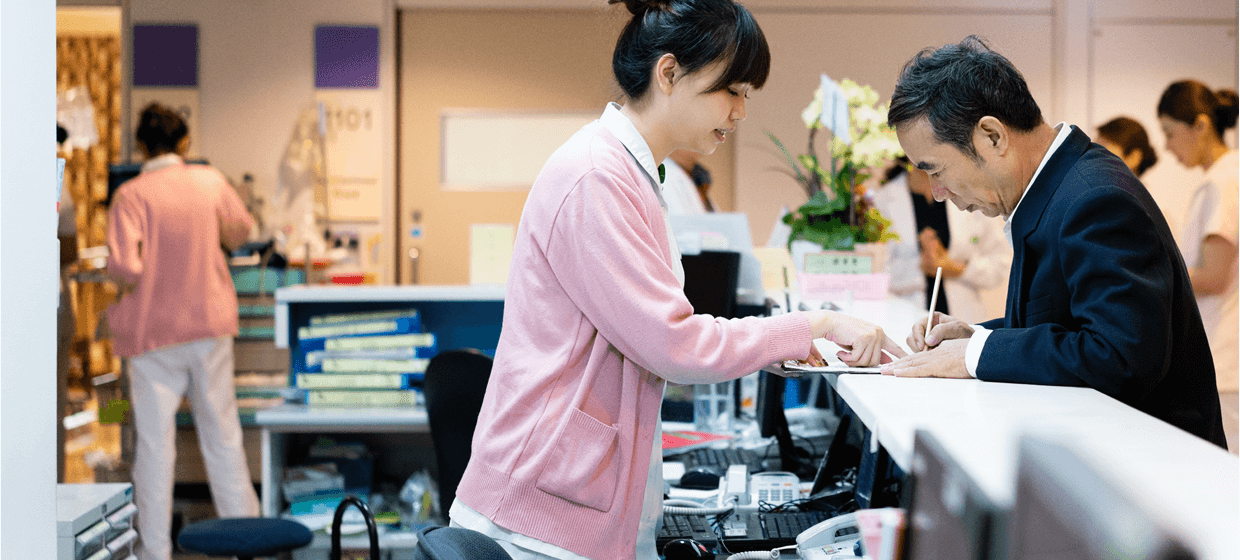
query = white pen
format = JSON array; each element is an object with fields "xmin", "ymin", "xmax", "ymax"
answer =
[{"xmin": 925, "ymin": 266, "xmax": 943, "ymax": 344}]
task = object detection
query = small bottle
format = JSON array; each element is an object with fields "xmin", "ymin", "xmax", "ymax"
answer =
[{"xmin": 693, "ymin": 381, "xmax": 734, "ymax": 433}]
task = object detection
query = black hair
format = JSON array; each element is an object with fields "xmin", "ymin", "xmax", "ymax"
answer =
[
  {"xmin": 135, "ymin": 102, "xmax": 188, "ymax": 156},
  {"xmin": 608, "ymin": 0, "xmax": 770, "ymax": 101},
  {"xmin": 1158, "ymin": 80, "xmax": 1239, "ymax": 141},
  {"xmin": 888, "ymin": 35, "xmax": 1043, "ymax": 160},
  {"xmin": 1097, "ymin": 116, "xmax": 1158, "ymax": 177}
]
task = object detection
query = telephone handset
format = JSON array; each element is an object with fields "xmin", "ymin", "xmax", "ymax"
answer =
[{"xmin": 796, "ymin": 512, "xmax": 861, "ymax": 560}]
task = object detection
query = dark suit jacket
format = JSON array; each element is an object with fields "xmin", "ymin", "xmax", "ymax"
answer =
[{"xmin": 977, "ymin": 126, "xmax": 1226, "ymax": 447}]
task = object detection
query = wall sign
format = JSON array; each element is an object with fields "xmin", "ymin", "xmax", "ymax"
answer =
[
  {"xmin": 131, "ymin": 24, "xmax": 201, "ymax": 160},
  {"xmin": 314, "ymin": 25, "xmax": 382, "ymax": 222}
]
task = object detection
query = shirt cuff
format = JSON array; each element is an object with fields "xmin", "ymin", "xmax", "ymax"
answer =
[{"xmin": 964, "ymin": 326, "xmax": 991, "ymax": 378}]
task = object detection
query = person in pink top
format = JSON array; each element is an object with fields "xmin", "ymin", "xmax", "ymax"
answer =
[
  {"xmin": 450, "ymin": 2, "xmax": 906, "ymax": 559},
  {"xmin": 107, "ymin": 103, "xmax": 259, "ymax": 560}
]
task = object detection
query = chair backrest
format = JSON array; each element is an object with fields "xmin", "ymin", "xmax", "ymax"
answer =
[
  {"xmin": 423, "ymin": 348, "xmax": 494, "ymax": 514},
  {"xmin": 414, "ymin": 525, "xmax": 513, "ymax": 560}
]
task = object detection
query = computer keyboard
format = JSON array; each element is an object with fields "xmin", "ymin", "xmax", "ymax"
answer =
[
  {"xmin": 720, "ymin": 509, "xmax": 845, "ymax": 551},
  {"xmin": 658, "ymin": 509, "xmax": 846, "ymax": 553},
  {"xmin": 656, "ymin": 511, "xmax": 718, "ymax": 550},
  {"xmin": 678, "ymin": 447, "xmax": 765, "ymax": 474}
]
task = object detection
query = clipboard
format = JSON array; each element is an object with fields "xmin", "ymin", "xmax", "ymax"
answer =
[{"xmin": 780, "ymin": 360, "xmax": 882, "ymax": 375}]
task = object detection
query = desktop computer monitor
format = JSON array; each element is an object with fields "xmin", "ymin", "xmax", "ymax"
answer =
[
  {"xmin": 755, "ymin": 370, "xmax": 813, "ymax": 478},
  {"xmin": 107, "ymin": 163, "xmax": 143, "ymax": 207},
  {"xmin": 808, "ymin": 414, "xmax": 859, "ymax": 496},
  {"xmin": 669, "ymin": 213, "xmax": 766, "ymax": 306},
  {"xmin": 1007, "ymin": 435, "xmax": 1195, "ymax": 560},
  {"xmin": 681, "ymin": 250, "xmax": 741, "ymax": 318},
  {"xmin": 901, "ymin": 429, "xmax": 1000, "ymax": 560}
]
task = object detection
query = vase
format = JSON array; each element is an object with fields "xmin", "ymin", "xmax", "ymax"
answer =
[{"xmin": 789, "ymin": 239, "xmax": 822, "ymax": 273}]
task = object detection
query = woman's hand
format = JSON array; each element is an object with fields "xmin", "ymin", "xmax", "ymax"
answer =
[{"xmin": 808, "ymin": 310, "xmax": 906, "ymax": 367}]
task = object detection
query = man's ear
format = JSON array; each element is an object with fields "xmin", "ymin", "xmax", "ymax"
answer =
[
  {"xmin": 654, "ymin": 53, "xmax": 678, "ymax": 96},
  {"xmin": 973, "ymin": 116, "xmax": 1009, "ymax": 156}
]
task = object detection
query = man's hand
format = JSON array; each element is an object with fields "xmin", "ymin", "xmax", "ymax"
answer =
[
  {"xmin": 908, "ymin": 312, "xmax": 975, "ymax": 352},
  {"xmin": 880, "ymin": 338, "xmax": 971, "ymax": 378}
]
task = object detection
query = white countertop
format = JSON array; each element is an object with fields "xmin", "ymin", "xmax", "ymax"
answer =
[{"xmin": 826, "ymin": 297, "xmax": 1240, "ymax": 560}]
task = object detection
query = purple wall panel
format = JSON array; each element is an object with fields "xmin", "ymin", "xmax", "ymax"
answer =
[{"xmin": 315, "ymin": 26, "xmax": 380, "ymax": 89}]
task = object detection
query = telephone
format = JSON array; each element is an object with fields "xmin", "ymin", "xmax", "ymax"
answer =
[
  {"xmin": 718, "ymin": 466, "xmax": 801, "ymax": 510},
  {"xmin": 796, "ymin": 512, "xmax": 861, "ymax": 560}
]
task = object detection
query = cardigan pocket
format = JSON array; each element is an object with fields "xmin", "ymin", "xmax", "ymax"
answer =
[{"xmin": 535, "ymin": 407, "xmax": 620, "ymax": 512}]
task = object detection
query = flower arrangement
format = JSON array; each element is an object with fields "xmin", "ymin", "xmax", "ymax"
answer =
[{"xmin": 768, "ymin": 76, "xmax": 904, "ymax": 251}]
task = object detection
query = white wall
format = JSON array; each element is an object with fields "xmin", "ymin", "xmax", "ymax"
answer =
[
  {"xmin": 125, "ymin": 0, "xmax": 397, "ymax": 281},
  {"xmin": 1088, "ymin": 0, "xmax": 1238, "ymax": 235},
  {"xmin": 2, "ymin": 0, "xmax": 59, "ymax": 556}
]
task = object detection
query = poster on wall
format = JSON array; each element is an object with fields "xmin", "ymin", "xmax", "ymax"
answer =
[
  {"xmin": 315, "ymin": 90, "xmax": 382, "ymax": 222},
  {"xmin": 130, "ymin": 24, "xmax": 201, "ymax": 161},
  {"xmin": 315, "ymin": 25, "xmax": 382, "ymax": 223}
]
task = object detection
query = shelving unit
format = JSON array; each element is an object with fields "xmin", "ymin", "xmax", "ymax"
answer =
[{"xmin": 257, "ymin": 284, "xmax": 505, "ymax": 559}]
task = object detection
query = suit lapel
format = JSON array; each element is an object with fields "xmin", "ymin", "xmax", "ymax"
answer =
[{"xmin": 1004, "ymin": 127, "xmax": 1092, "ymax": 327}]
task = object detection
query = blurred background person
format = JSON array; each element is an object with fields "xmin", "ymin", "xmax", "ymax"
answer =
[
  {"xmin": 871, "ymin": 156, "xmax": 1011, "ymax": 324},
  {"xmin": 1157, "ymin": 80, "xmax": 1239, "ymax": 453},
  {"xmin": 663, "ymin": 148, "xmax": 716, "ymax": 214},
  {"xmin": 107, "ymin": 103, "xmax": 260, "ymax": 558},
  {"xmin": 1096, "ymin": 116, "xmax": 1158, "ymax": 178}
]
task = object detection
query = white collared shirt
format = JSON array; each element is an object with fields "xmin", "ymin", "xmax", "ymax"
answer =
[
  {"xmin": 141, "ymin": 153, "xmax": 184, "ymax": 174},
  {"xmin": 964, "ymin": 123, "xmax": 1072, "ymax": 377}
]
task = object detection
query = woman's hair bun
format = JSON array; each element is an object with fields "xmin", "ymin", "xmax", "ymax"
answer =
[
  {"xmin": 1215, "ymin": 88, "xmax": 1239, "ymax": 132},
  {"xmin": 608, "ymin": 0, "xmax": 673, "ymax": 16}
]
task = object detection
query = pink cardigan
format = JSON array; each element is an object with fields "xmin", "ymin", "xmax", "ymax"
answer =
[
  {"xmin": 456, "ymin": 122, "xmax": 812, "ymax": 559},
  {"xmin": 106, "ymin": 163, "xmax": 253, "ymax": 357}
]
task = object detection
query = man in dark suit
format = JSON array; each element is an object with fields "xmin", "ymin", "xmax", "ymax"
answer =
[{"xmin": 880, "ymin": 35, "xmax": 1226, "ymax": 447}]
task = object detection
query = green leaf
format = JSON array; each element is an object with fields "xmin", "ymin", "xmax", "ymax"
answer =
[
  {"xmin": 797, "ymin": 190, "xmax": 847, "ymax": 216},
  {"xmin": 765, "ymin": 130, "xmax": 807, "ymax": 185}
]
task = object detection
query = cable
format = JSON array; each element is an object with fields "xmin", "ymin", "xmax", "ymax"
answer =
[
  {"xmin": 663, "ymin": 498, "xmax": 736, "ymax": 517},
  {"xmin": 724, "ymin": 545, "xmax": 797, "ymax": 559}
]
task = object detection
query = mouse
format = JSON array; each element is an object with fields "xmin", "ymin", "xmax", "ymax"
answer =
[
  {"xmin": 663, "ymin": 538, "xmax": 711, "ymax": 559},
  {"xmin": 678, "ymin": 466, "xmax": 722, "ymax": 490}
]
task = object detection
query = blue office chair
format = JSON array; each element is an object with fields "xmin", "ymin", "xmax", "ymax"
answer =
[
  {"xmin": 177, "ymin": 517, "xmax": 313, "ymax": 559},
  {"xmin": 414, "ymin": 525, "xmax": 513, "ymax": 560},
  {"xmin": 423, "ymin": 348, "xmax": 494, "ymax": 513}
]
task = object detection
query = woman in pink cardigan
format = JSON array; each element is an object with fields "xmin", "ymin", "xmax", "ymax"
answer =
[
  {"xmin": 451, "ymin": 1, "xmax": 905, "ymax": 558},
  {"xmin": 107, "ymin": 104, "xmax": 258, "ymax": 560}
]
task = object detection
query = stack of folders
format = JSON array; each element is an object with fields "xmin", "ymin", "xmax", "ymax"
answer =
[{"xmin": 294, "ymin": 308, "xmax": 437, "ymax": 407}]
